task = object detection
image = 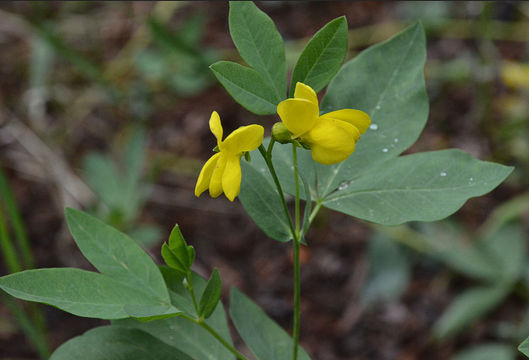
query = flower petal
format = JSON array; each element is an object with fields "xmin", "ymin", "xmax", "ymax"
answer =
[
  {"xmin": 277, "ymin": 98, "xmax": 318, "ymax": 138},
  {"xmin": 321, "ymin": 109, "xmax": 371, "ymax": 134},
  {"xmin": 195, "ymin": 152, "xmax": 221, "ymax": 197},
  {"xmin": 209, "ymin": 153, "xmax": 227, "ymax": 198},
  {"xmin": 303, "ymin": 118, "xmax": 359, "ymax": 165},
  {"xmin": 209, "ymin": 111, "xmax": 223, "ymax": 145},
  {"xmin": 294, "ymin": 82, "xmax": 318, "ymax": 108},
  {"xmin": 222, "ymin": 155, "xmax": 242, "ymax": 202},
  {"xmin": 310, "ymin": 144, "xmax": 355, "ymax": 165},
  {"xmin": 221, "ymin": 125, "xmax": 264, "ymax": 155}
]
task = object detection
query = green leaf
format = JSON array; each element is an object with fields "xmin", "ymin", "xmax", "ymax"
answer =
[
  {"xmin": 0, "ymin": 268, "xmax": 171, "ymax": 320},
  {"xmin": 148, "ymin": 17, "xmax": 208, "ymax": 68},
  {"xmin": 82, "ymin": 153, "xmax": 123, "ymax": 211},
  {"xmin": 290, "ymin": 16, "xmax": 348, "ymax": 96},
  {"xmin": 199, "ymin": 269, "xmax": 222, "ymax": 319},
  {"xmin": 167, "ymin": 224, "xmax": 192, "ymax": 268},
  {"xmin": 317, "ymin": 23, "xmax": 428, "ymax": 197},
  {"xmin": 161, "ymin": 243, "xmax": 187, "ymax": 274},
  {"xmin": 362, "ymin": 231, "xmax": 410, "ymax": 305},
  {"xmin": 322, "ymin": 150, "xmax": 513, "ymax": 225},
  {"xmin": 159, "ymin": 266, "xmax": 196, "ymax": 316},
  {"xmin": 230, "ymin": 288, "xmax": 311, "ymax": 360},
  {"xmin": 123, "ymin": 304, "xmax": 181, "ymax": 321},
  {"xmin": 239, "ymin": 161, "xmax": 292, "ymax": 242},
  {"xmin": 117, "ymin": 271, "xmax": 234, "ymax": 360},
  {"xmin": 123, "ymin": 127, "xmax": 146, "ymax": 202},
  {"xmin": 429, "ymin": 224, "xmax": 526, "ymax": 284},
  {"xmin": 229, "ymin": 1, "xmax": 286, "ymax": 98},
  {"xmin": 65, "ymin": 208, "xmax": 170, "ymax": 302},
  {"xmin": 128, "ymin": 224, "xmax": 162, "ymax": 246},
  {"xmin": 421, "ymin": 222, "xmax": 500, "ymax": 282},
  {"xmin": 480, "ymin": 225, "xmax": 527, "ymax": 283},
  {"xmin": 33, "ymin": 22, "xmax": 117, "ymax": 96},
  {"xmin": 83, "ymin": 128, "xmax": 147, "ymax": 223},
  {"xmin": 452, "ymin": 343, "xmax": 515, "ymax": 360},
  {"xmin": 179, "ymin": 12, "xmax": 207, "ymax": 45},
  {"xmin": 210, "ymin": 61, "xmax": 281, "ymax": 115},
  {"xmin": 519, "ymin": 335, "xmax": 529, "ymax": 357},
  {"xmin": 50, "ymin": 326, "xmax": 194, "ymax": 360},
  {"xmin": 434, "ymin": 284, "xmax": 509, "ymax": 340},
  {"xmin": 161, "ymin": 224, "xmax": 194, "ymax": 273}
]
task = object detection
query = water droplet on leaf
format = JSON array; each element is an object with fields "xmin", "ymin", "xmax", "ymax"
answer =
[
  {"xmin": 382, "ymin": 148, "xmax": 388, "ymax": 153},
  {"xmin": 369, "ymin": 124, "xmax": 378, "ymax": 130},
  {"xmin": 440, "ymin": 171, "xmax": 447, "ymax": 177},
  {"xmin": 337, "ymin": 179, "xmax": 354, "ymax": 191}
]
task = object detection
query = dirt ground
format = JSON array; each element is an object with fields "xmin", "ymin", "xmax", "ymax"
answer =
[{"xmin": 1, "ymin": 2, "xmax": 528, "ymax": 359}]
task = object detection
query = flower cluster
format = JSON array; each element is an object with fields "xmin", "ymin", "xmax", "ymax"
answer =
[
  {"xmin": 194, "ymin": 111, "xmax": 264, "ymax": 201},
  {"xmin": 195, "ymin": 83, "xmax": 370, "ymax": 200},
  {"xmin": 277, "ymin": 82, "xmax": 371, "ymax": 165}
]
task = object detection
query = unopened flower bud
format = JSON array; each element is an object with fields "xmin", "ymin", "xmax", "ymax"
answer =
[{"xmin": 271, "ymin": 122, "xmax": 292, "ymax": 144}]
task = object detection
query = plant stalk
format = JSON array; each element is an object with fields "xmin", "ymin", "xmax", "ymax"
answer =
[
  {"xmin": 185, "ymin": 271, "xmax": 200, "ymax": 315},
  {"xmin": 292, "ymin": 144, "xmax": 301, "ymax": 360},
  {"xmin": 180, "ymin": 314, "xmax": 249, "ymax": 360},
  {"xmin": 200, "ymin": 320, "xmax": 249, "ymax": 360}
]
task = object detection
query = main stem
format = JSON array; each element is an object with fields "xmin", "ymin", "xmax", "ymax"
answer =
[
  {"xmin": 292, "ymin": 144, "xmax": 301, "ymax": 360},
  {"xmin": 258, "ymin": 143, "xmax": 303, "ymax": 360},
  {"xmin": 257, "ymin": 143, "xmax": 302, "ymax": 360}
]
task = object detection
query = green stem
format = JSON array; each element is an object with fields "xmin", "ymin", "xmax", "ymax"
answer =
[
  {"xmin": 181, "ymin": 275, "xmax": 248, "ymax": 360},
  {"xmin": 293, "ymin": 144, "xmax": 300, "ymax": 236},
  {"xmin": 292, "ymin": 239, "xmax": 300, "ymax": 360},
  {"xmin": 1, "ymin": 291, "xmax": 50, "ymax": 359},
  {"xmin": 181, "ymin": 314, "xmax": 249, "ymax": 360},
  {"xmin": 185, "ymin": 272, "xmax": 199, "ymax": 313},
  {"xmin": 257, "ymin": 145, "xmax": 296, "ymax": 240},
  {"xmin": 292, "ymin": 144, "xmax": 300, "ymax": 360},
  {"xmin": 0, "ymin": 207, "xmax": 22, "ymax": 273},
  {"xmin": 0, "ymin": 166, "xmax": 35, "ymax": 269},
  {"xmin": 267, "ymin": 137, "xmax": 276, "ymax": 158},
  {"xmin": 200, "ymin": 320, "xmax": 249, "ymax": 360},
  {"xmin": 308, "ymin": 202, "xmax": 322, "ymax": 225},
  {"xmin": 258, "ymin": 143, "xmax": 312, "ymax": 360}
]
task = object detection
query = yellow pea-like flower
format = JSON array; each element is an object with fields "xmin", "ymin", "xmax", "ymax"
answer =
[
  {"xmin": 277, "ymin": 82, "xmax": 371, "ymax": 165},
  {"xmin": 500, "ymin": 61, "xmax": 529, "ymax": 91},
  {"xmin": 195, "ymin": 111, "xmax": 264, "ymax": 202}
]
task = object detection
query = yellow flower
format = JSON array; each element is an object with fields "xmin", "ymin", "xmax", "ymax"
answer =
[
  {"xmin": 195, "ymin": 111, "xmax": 264, "ymax": 201},
  {"xmin": 500, "ymin": 61, "xmax": 529, "ymax": 91},
  {"xmin": 277, "ymin": 82, "xmax": 371, "ymax": 165}
]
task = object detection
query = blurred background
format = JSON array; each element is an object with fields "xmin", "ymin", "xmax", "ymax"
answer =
[{"xmin": 1, "ymin": 2, "xmax": 529, "ymax": 359}]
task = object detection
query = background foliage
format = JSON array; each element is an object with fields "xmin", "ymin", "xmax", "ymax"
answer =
[{"xmin": 0, "ymin": 2, "xmax": 529, "ymax": 360}]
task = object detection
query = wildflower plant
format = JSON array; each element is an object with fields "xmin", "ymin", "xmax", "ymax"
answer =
[{"xmin": 0, "ymin": 2, "xmax": 515, "ymax": 360}]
